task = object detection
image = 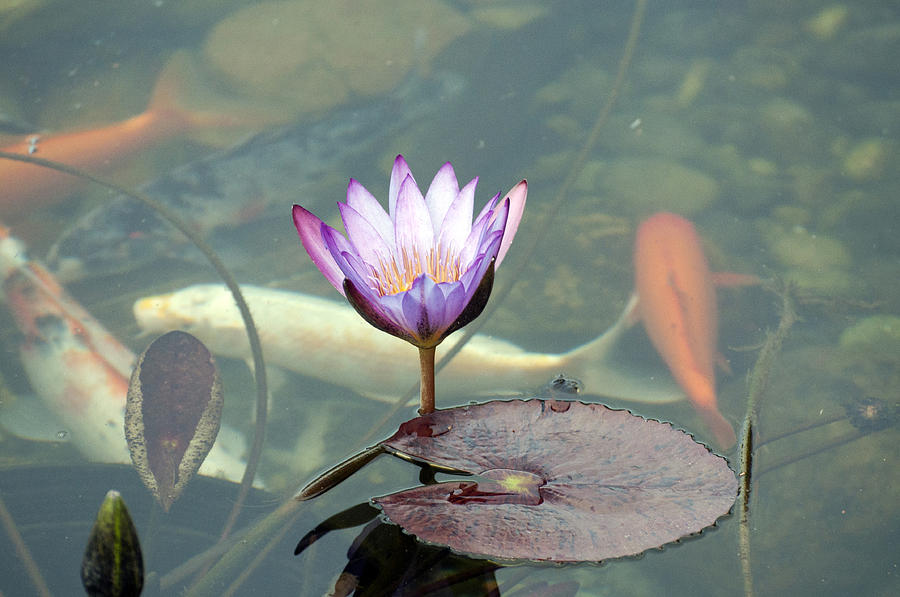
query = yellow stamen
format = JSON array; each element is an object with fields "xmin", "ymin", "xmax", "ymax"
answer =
[{"xmin": 369, "ymin": 244, "xmax": 462, "ymax": 296}]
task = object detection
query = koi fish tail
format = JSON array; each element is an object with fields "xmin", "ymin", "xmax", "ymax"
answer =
[
  {"xmin": 698, "ymin": 406, "xmax": 737, "ymax": 450},
  {"xmin": 674, "ymin": 368, "xmax": 736, "ymax": 450},
  {"xmin": 561, "ymin": 295, "xmax": 685, "ymax": 404}
]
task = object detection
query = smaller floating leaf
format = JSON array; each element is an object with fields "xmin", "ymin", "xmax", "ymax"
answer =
[
  {"xmin": 81, "ymin": 490, "xmax": 144, "ymax": 597},
  {"xmin": 374, "ymin": 399, "xmax": 738, "ymax": 563},
  {"xmin": 295, "ymin": 444, "xmax": 386, "ymax": 501},
  {"xmin": 125, "ymin": 331, "xmax": 223, "ymax": 511}
]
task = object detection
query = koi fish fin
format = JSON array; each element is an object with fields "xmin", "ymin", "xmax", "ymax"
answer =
[
  {"xmin": 562, "ymin": 295, "xmax": 685, "ymax": 404},
  {"xmin": 711, "ymin": 271, "xmax": 761, "ymax": 287}
]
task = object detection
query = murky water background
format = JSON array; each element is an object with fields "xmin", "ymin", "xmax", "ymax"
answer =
[{"xmin": 0, "ymin": 1, "xmax": 897, "ymax": 595}]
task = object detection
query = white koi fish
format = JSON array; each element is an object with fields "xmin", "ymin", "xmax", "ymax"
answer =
[
  {"xmin": 134, "ymin": 284, "xmax": 686, "ymax": 404},
  {"xmin": 0, "ymin": 228, "xmax": 247, "ymax": 482}
]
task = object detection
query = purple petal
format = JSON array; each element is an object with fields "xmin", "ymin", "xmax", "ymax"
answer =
[
  {"xmin": 458, "ymin": 201, "xmax": 497, "ymax": 267},
  {"xmin": 473, "ymin": 190, "xmax": 500, "ymax": 226},
  {"xmin": 400, "ymin": 275, "xmax": 451, "ymax": 346},
  {"xmin": 343, "ymin": 278, "xmax": 412, "ymax": 343},
  {"xmin": 339, "ymin": 202, "xmax": 394, "ymax": 272},
  {"xmin": 437, "ymin": 177, "xmax": 476, "ymax": 256},
  {"xmin": 340, "ymin": 248, "xmax": 381, "ymax": 296},
  {"xmin": 321, "ymin": 225, "xmax": 368, "ymax": 296},
  {"xmin": 424, "ymin": 162, "xmax": 459, "ymax": 235},
  {"xmin": 292, "ymin": 205, "xmax": 345, "ymax": 293},
  {"xmin": 394, "ymin": 175, "xmax": 435, "ymax": 273},
  {"xmin": 438, "ymin": 280, "xmax": 469, "ymax": 324},
  {"xmin": 495, "ymin": 180, "xmax": 527, "ymax": 268},
  {"xmin": 460, "ymin": 232, "xmax": 502, "ymax": 289},
  {"xmin": 485, "ymin": 197, "xmax": 510, "ymax": 242},
  {"xmin": 389, "ymin": 155, "xmax": 415, "ymax": 220},
  {"xmin": 374, "ymin": 292, "xmax": 409, "ymax": 331},
  {"xmin": 346, "ymin": 179, "xmax": 394, "ymax": 248}
]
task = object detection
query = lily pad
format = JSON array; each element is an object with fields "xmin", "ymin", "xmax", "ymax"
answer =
[
  {"xmin": 125, "ymin": 331, "xmax": 224, "ymax": 512},
  {"xmin": 374, "ymin": 399, "xmax": 737, "ymax": 563}
]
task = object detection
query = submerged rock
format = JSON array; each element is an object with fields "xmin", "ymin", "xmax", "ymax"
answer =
[
  {"xmin": 202, "ymin": 0, "xmax": 471, "ymax": 116},
  {"xmin": 597, "ymin": 157, "xmax": 719, "ymax": 216},
  {"xmin": 765, "ymin": 224, "xmax": 851, "ymax": 270},
  {"xmin": 839, "ymin": 315, "xmax": 900, "ymax": 355},
  {"xmin": 762, "ymin": 223, "xmax": 854, "ymax": 293},
  {"xmin": 841, "ymin": 137, "xmax": 893, "ymax": 182}
]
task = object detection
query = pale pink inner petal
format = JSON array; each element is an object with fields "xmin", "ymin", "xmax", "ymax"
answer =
[
  {"xmin": 424, "ymin": 162, "xmax": 459, "ymax": 235},
  {"xmin": 437, "ymin": 177, "xmax": 476, "ymax": 256},
  {"xmin": 394, "ymin": 175, "xmax": 435, "ymax": 279},
  {"xmin": 346, "ymin": 179, "xmax": 394, "ymax": 248},
  {"xmin": 389, "ymin": 155, "xmax": 415, "ymax": 220},
  {"xmin": 340, "ymin": 203, "xmax": 395, "ymax": 273}
]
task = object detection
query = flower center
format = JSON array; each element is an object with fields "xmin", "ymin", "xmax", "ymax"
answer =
[{"xmin": 371, "ymin": 245, "xmax": 462, "ymax": 296}]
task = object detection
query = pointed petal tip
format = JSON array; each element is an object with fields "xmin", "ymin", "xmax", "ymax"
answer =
[
  {"xmin": 495, "ymin": 180, "xmax": 527, "ymax": 268},
  {"xmin": 392, "ymin": 154, "xmax": 409, "ymax": 173}
]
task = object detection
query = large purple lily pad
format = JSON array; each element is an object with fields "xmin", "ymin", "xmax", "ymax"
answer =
[{"xmin": 374, "ymin": 399, "xmax": 737, "ymax": 563}]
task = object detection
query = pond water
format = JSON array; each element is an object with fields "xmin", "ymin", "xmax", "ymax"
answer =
[{"xmin": 0, "ymin": 1, "xmax": 897, "ymax": 595}]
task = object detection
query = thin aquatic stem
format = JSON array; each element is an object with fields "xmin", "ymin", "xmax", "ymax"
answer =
[
  {"xmin": 183, "ymin": 496, "xmax": 304, "ymax": 597},
  {"xmin": 738, "ymin": 281, "xmax": 797, "ymax": 597},
  {"xmin": 418, "ymin": 346, "xmax": 437, "ymax": 415},
  {"xmin": 0, "ymin": 493, "xmax": 53, "ymax": 597}
]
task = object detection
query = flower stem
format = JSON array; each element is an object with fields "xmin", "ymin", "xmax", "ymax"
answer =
[{"xmin": 418, "ymin": 346, "xmax": 436, "ymax": 414}]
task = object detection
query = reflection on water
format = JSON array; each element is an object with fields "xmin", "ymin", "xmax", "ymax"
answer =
[{"xmin": 1, "ymin": 1, "xmax": 898, "ymax": 595}]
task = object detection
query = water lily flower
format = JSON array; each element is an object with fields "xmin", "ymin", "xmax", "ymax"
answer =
[{"xmin": 292, "ymin": 154, "xmax": 526, "ymax": 413}]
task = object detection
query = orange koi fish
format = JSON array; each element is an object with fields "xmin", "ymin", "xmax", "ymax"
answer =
[
  {"xmin": 0, "ymin": 225, "xmax": 247, "ymax": 480},
  {"xmin": 0, "ymin": 55, "xmax": 243, "ymax": 218},
  {"xmin": 634, "ymin": 212, "xmax": 756, "ymax": 449}
]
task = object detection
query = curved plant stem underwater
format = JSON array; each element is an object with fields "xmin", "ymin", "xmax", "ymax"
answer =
[
  {"xmin": 737, "ymin": 281, "xmax": 797, "ymax": 597},
  {"xmin": 0, "ymin": 492, "xmax": 52, "ymax": 597},
  {"xmin": 360, "ymin": 0, "xmax": 650, "ymax": 444},
  {"xmin": 0, "ymin": 151, "xmax": 269, "ymax": 547}
]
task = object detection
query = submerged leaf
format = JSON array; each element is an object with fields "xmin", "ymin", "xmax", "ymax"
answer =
[
  {"xmin": 374, "ymin": 399, "xmax": 737, "ymax": 563},
  {"xmin": 81, "ymin": 490, "xmax": 144, "ymax": 597},
  {"xmin": 125, "ymin": 331, "xmax": 224, "ymax": 511}
]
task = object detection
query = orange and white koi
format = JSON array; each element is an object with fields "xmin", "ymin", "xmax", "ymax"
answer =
[
  {"xmin": 0, "ymin": 227, "xmax": 247, "ymax": 480},
  {"xmin": 133, "ymin": 284, "xmax": 685, "ymax": 405},
  {"xmin": 633, "ymin": 212, "xmax": 758, "ymax": 449},
  {"xmin": 0, "ymin": 54, "xmax": 251, "ymax": 219}
]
